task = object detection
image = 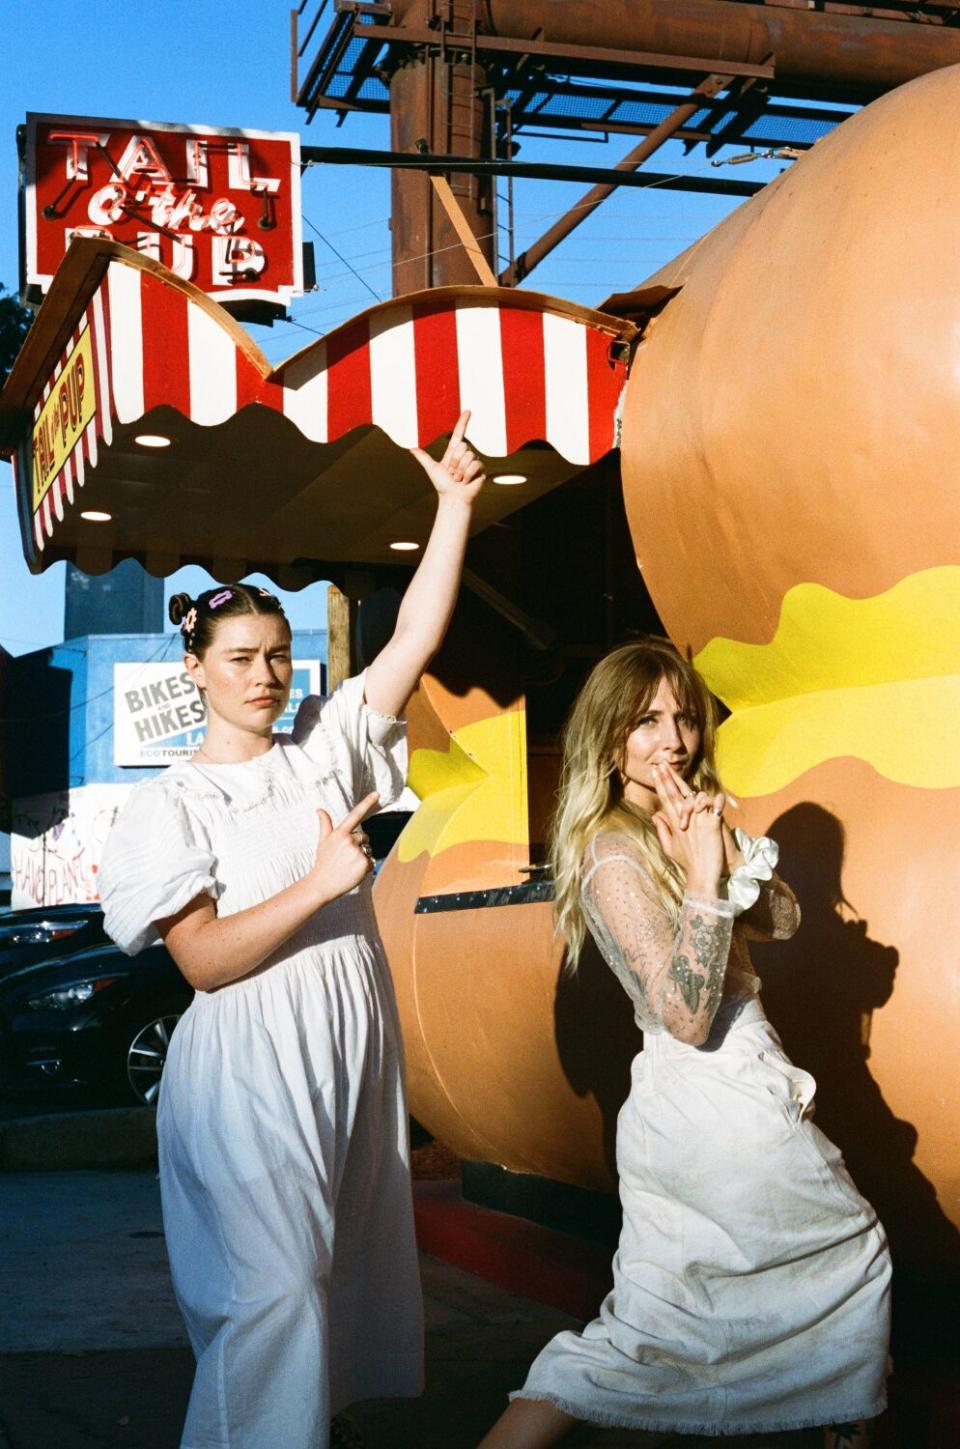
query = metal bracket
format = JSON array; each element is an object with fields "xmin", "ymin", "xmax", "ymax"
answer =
[{"xmin": 414, "ymin": 880, "xmax": 555, "ymax": 913}]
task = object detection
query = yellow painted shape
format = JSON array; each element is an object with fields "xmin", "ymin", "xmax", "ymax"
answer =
[
  {"xmin": 399, "ymin": 708, "xmax": 529, "ymax": 861},
  {"xmin": 694, "ymin": 568, "xmax": 960, "ymax": 795},
  {"xmin": 713, "ymin": 676, "xmax": 960, "ymax": 795},
  {"xmin": 32, "ymin": 326, "xmax": 96, "ymax": 510}
]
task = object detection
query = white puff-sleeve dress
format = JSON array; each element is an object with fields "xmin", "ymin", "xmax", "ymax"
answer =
[
  {"xmin": 512, "ymin": 829, "xmax": 891, "ymax": 1436},
  {"xmin": 98, "ymin": 671, "xmax": 422, "ymax": 1449}
]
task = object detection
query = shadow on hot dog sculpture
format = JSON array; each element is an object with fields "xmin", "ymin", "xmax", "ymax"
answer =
[{"xmin": 375, "ymin": 65, "xmax": 960, "ymax": 1282}]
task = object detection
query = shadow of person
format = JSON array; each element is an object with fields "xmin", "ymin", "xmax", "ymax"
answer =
[
  {"xmin": 553, "ymin": 933, "xmax": 638, "ymax": 1188},
  {"xmin": 751, "ymin": 803, "xmax": 960, "ymax": 1383}
]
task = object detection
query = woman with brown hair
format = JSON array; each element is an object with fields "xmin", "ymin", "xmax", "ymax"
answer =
[
  {"xmin": 480, "ymin": 639, "xmax": 890, "ymax": 1449},
  {"xmin": 99, "ymin": 417, "xmax": 485, "ymax": 1449}
]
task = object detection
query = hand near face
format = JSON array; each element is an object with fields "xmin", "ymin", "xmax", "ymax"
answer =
[
  {"xmin": 409, "ymin": 410, "xmax": 486, "ymax": 505},
  {"xmin": 652, "ymin": 762, "xmax": 725, "ymax": 891}
]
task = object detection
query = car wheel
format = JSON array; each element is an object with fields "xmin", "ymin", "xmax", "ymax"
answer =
[{"xmin": 123, "ymin": 1003, "xmax": 185, "ymax": 1105}]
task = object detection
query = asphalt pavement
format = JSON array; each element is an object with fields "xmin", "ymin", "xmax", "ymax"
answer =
[
  {"xmin": 0, "ymin": 1168, "xmax": 954, "ymax": 1448},
  {"xmin": 0, "ymin": 1169, "xmax": 813, "ymax": 1449}
]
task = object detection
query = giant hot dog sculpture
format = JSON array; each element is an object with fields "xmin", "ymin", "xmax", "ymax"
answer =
[{"xmin": 375, "ymin": 63, "xmax": 960, "ymax": 1279}]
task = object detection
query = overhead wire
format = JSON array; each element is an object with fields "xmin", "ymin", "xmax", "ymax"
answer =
[
  {"xmin": 303, "ymin": 213, "xmax": 384, "ymax": 303},
  {"xmin": 290, "ymin": 147, "xmax": 777, "ymax": 312}
]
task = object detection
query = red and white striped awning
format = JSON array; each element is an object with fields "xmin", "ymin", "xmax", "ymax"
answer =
[{"xmin": 2, "ymin": 240, "xmax": 636, "ymax": 577}]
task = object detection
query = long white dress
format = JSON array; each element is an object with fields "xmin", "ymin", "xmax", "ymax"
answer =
[
  {"xmin": 512, "ymin": 829, "xmax": 891, "ymax": 1435},
  {"xmin": 99, "ymin": 672, "xmax": 423, "ymax": 1449}
]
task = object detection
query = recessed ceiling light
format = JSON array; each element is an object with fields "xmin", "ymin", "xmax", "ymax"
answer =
[
  {"xmin": 133, "ymin": 433, "xmax": 171, "ymax": 448},
  {"xmin": 389, "ymin": 540, "xmax": 420, "ymax": 552},
  {"xmin": 80, "ymin": 510, "xmax": 112, "ymax": 523},
  {"xmin": 492, "ymin": 473, "xmax": 528, "ymax": 486}
]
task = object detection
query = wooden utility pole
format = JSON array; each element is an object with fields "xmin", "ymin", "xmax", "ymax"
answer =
[{"xmin": 326, "ymin": 584, "xmax": 359, "ymax": 691}]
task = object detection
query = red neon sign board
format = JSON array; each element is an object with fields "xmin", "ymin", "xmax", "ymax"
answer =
[{"xmin": 21, "ymin": 113, "xmax": 303, "ymax": 313}]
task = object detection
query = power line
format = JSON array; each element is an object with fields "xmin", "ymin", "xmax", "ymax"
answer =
[
  {"xmin": 294, "ymin": 152, "xmax": 762, "ymax": 304},
  {"xmin": 303, "ymin": 213, "xmax": 384, "ymax": 304}
]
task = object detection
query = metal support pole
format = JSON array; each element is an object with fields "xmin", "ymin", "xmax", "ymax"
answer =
[{"xmin": 388, "ymin": 0, "xmax": 497, "ymax": 294}]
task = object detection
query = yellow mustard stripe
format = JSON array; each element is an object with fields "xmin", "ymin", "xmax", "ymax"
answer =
[
  {"xmin": 399, "ymin": 709, "xmax": 530, "ymax": 862},
  {"xmin": 696, "ymin": 567, "xmax": 960, "ymax": 707},
  {"xmin": 693, "ymin": 567, "xmax": 960, "ymax": 795},
  {"xmin": 713, "ymin": 676, "xmax": 960, "ymax": 795}
]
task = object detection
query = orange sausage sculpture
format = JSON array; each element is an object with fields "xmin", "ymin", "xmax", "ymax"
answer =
[{"xmin": 376, "ymin": 64, "xmax": 960, "ymax": 1280}]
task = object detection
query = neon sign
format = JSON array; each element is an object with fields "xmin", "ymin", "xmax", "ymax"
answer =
[{"xmin": 21, "ymin": 113, "xmax": 303, "ymax": 315}]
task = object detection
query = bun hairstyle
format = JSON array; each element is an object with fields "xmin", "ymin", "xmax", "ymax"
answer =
[{"xmin": 169, "ymin": 583, "xmax": 289, "ymax": 658}]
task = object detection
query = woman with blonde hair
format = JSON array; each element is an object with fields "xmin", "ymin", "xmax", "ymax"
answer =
[{"xmin": 480, "ymin": 639, "xmax": 891, "ymax": 1449}]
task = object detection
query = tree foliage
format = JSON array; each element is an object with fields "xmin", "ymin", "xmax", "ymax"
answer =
[{"xmin": 0, "ymin": 285, "xmax": 32, "ymax": 390}]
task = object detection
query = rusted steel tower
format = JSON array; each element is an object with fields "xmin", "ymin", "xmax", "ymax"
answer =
[{"xmin": 291, "ymin": 0, "xmax": 960, "ymax": 291}]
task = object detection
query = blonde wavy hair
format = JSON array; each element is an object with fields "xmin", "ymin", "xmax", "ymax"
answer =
[{"xmin": 549, "ymin": 639, "xmax": 723, "ymax": 966}]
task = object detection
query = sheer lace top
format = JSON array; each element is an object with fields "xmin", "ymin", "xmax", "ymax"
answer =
[{"xmin": 580, "ymin": 830, "xmax": 799, "ymax": 1038}]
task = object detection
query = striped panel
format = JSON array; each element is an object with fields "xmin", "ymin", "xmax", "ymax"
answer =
[
  {"xmin": 282, "ymin": 339, "xmax": 328, "ymax": 441},
  {"xmin": 55, "ymin": 459, "xmax": 67, "ymax": 520},
  {"xmin": 501, "ymin": 307, "xmax": 547, "ymax": 452},
  {"xmin": 586, "ymin": 327, "xmax": 621, "ymax": 459},
  {"xmin": 543, "ymin": 312, "xmax": 589, "ymax": 464},
  {"xmin": 26, "ymin": 283, "xmax": 630, "ymax": 561},
  {"xmin": 63, "ymin": 336, "xmax": 78, "ymax": 500},
  {"xmin": 369, "ymin": 303, "xmax": 418, "ymax": 448},
  {"xmin": 412, "ymin": 298, "xmax": 460, "ymax": 446},
  {"xmin": 32, "ymin": 372, "xmax": 50, "ymax": 550},
  {"xmin": 141, "ymin": 275, "xmax": 190, "ymax": 415},
  {"xmin": 50, "ymin": 357, "xmax": 65, "ymax": 525},
  {"xmin": 454, "ymin": 302, "xmax": 507, "ymax": 457},
  {"xmin": 326, "ymin": 317, "xmax": 372, "ymax": 439},
  {"xmin": 187, "ymin": 302, "xmax": 237, "ymax": 424},
  {"xmin": 236, "ymin": 350, "xmax": 278, "ymax": 413},
  {"xmin": 78, "ymin": 304, "xmax": 99, "ymax": 483},
  {"xmin": 91, "ymin": 287, "xmax": 112, "ymax": 449},
  {"xmin": 107, "ymin": 263, "xmax": 144, "ymax": 423}
]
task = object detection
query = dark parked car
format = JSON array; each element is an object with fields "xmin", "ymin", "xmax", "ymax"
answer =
[
  {"xmin": 0, "ymin": 936, "xmax": 192, "ymax": 1105},
  {"xmin": 0, "ymin": 816, "xmax": 413, "ymax": 1107},
  {"xmin": 0, "ymin": 903, "xmax": 109, "ymax": 982}
]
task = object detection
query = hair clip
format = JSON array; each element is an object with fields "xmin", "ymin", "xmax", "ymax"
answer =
[
  {"xmin": 180, "ymin": 606, "xmax": 198, "ymax": 639},
  {"xmin": 208, "ymin": 589, "xmax": 234, "ymax": 609}
]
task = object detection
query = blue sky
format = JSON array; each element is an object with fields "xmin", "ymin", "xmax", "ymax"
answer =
[{"xmin": 1, "ymin": 0, "xmax": 773, "ymax": 658}]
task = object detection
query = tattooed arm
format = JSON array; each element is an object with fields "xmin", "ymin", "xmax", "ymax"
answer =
[
  {"xmin": 658, "ymin": 893, "xmax": 737, "ymax": 1042},
  {"xmin": 583, "ymin": 835, "xmax": 736, "ymax": 1046}
]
